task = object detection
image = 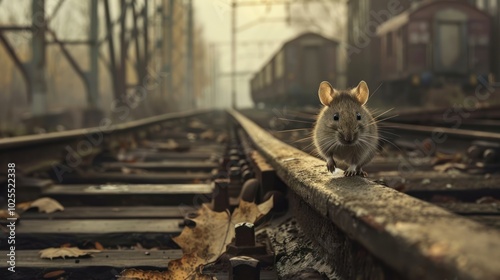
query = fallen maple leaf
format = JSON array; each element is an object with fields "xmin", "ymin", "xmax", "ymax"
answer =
[
  {"xmin": 39, "ymin": 247, "xmax": 101, "ymax": 259},
  {"xmin": 30, "ymin": 197, "xmax": 64, "ymax": 213},
  {"xmin": 18, "ymin": 197, "xmax": 64, "ymax": 214},
  {"xmin": 232, "ymin": 196, "xmax": 274, "ymax": 226},
  {"xmin": 173, "ymin": 204, "xmax": 231, "ymax": 262},
  {"xmin": 174, "ymin": 196, "xmax": 274, "ymax": 263},
  {"xmin": 120, "ymin": 196, "xmax": 274, "ymax": 279}
]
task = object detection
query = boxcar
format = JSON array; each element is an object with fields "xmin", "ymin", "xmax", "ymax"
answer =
[
  {"xmin": 250, "ymin": 32, "xmax": 339, "ymax": 107},
  {"xmin": 376, "ymin": 0, "xmax": 491, "ymax": 102}
]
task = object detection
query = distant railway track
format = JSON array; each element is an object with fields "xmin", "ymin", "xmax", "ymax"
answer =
[{"xmin": 1, "ymin": 108, "xmax": 499, "ymax": 279}]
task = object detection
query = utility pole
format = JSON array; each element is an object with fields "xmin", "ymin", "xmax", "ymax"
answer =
[
  {"xmin": 186, "ymin": 0, "xmax": 194, "ymax": 109},
  {"xmin": 143, "ymin": 0, "xmax": 149, "ymax": 73},
  {"xmin": 31, "ymin": 0, "xmax": 47, "ymax": 115},
  {"xmin": 89, "ymin": 0, "xmax": 99, "ymax": 108},
  {"xmin": 496, "ymin": 0, "xmax": 500, "ymax": 82},
  {"xmin": 119, "ymin": 0, "xmax": 127, "ymax": 101},
  {"xmin": 231, "ymin": 0, "xmax": 236, "ymax": 108},
  {"xmin": 210, "ymin": 43, "xmax": 218, "ymax": 108},
  {"xmin": 228, "ymin": 0, "xmax": 320, "ymax": 108},
  {"xmin": 167, "ymin": 0, "xmax": 178, "ymax": 109}
]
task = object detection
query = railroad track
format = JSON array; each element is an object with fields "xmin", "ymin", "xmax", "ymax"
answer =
[{"xmin": 1, "ymin": 109, "xmax": 500, "ymax": 280}]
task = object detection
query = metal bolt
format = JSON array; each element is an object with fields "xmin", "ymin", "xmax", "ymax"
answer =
[
  {"xmin": 467, "ymin": 145, "xmax": 482, "ymax": 159},
  {"xmin": 229, "ymin": 166, "xmax": 242, "ymax": 187},
  {"xmin": 242, "ymin": 169, "xmax": 254, "ymax": 182},
  {"xmin": 229, "ymin": 166, "xmax": 241, "ymax": 177},
  {"xmin": 483, "ymin": 148, "xmax": 497, "ymax": 164},
  {"xmin": 240, "ymin": 164, "xmax": 250, "ymax": 172},
  {"xmin": 240, "ymin": 179, "xmax": 259, "ymax": 202},
  {"xmin": 235, "ymin": 222, "xmax": 255, "ymax": 247},
  {"xmin": 229, "ymin": 256, "xmax": 260, "ymax": 280},
  {"xmin": 229, "ymin": 155, "xmax": 240, "ymax": 167},
  {"xmin": 213, "ymin": 179, "xmax": 230, "ymax": 212},
  {"xmin": 229, "ymin": 148, "xmax": 240, "ymax": 157}
]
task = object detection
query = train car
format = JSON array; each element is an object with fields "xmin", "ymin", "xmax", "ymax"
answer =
[
  {"xmin": 376, "ymin": 0, "xmax": 492, "ymax": 104},
  {"xmin": 250, "ymin": 32, "xmax": 339, "ymax": 107}
]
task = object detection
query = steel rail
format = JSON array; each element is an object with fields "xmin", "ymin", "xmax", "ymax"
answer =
[
  {"xmin": 230, "ymin": 109, "xmax": 500, "ymax": 280},
  {"xmin": 0, "ymin": 109, "xmax": 211, "ymax": 172},
  {"xmin": 0, "ymin": 109, "xmax": 210, "ymax": 151},
  {"xmin": 383, "ymin": 121, "xmax": 500, "ymax": 142}
]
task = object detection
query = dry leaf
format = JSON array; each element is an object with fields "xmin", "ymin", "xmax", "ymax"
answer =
[
  {"xmin": 0, "ymin": 210, "xmax": 19, "ymax": 219},
  {"xmin": 94, "ymin": 241, "xmax": 104, "ymax": 250},
  {"xmin": 60, "ymin": 243, "xmax": 72, "ymax": 248},
  {"xmin": 29, "ymin": 197, "xmax": 64, "ymax": 213},
  {"xmin": 145, "ymin": 139, "xmax": 180, "ymax": 150},
  {"xmin": 232, "ymin": 196, "xmax": 274, "ymax": 226},
  {"xmin": 119, "ymin": 254, "xmax": 214, "ymax": 280},
  {"xmin": 43, "ymin": 270, "xmax": 66, "ymax": 279},
  {"xmin": 39, "ymin": 247, "xmax": 101, "ymax": 259},
  {"xmin": 120, "ymin": 197, "xmax": 273, "ymax": 279},
  {"xmin": 433, "ymin": 163, "xmax": 467, "ymax": 173},
  {"xmin": 17, "ymin": 201, "xmax": 32, "ymax": 211},
  {"xmin": 173, "ymin": 204, "xmax": 231, "ymax": 262},
  {"xmin": 121, "ymin": 167, "xmax": 148, "ymax": 174},
  {"xmin": 216, "ymin": 133, "xmax": 228, "ymax": 143},
  {"xmin": 174, "ymin": 196, "xmax": 274, "ymax": 263},
  {"xmin": 200, "ymin": 129, "xmax": 215, "ymax": 140},
  {"xmin": 189, "ymin": 120, "xmax": 206, "ymax": 130},
  {"xmin": 432, "ymin": 152, "xmax": 462, "ymax": 165}
]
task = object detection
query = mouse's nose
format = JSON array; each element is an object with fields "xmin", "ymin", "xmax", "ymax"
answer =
[{"xmin": 344, "ymin": 134, "xmax": 354, "ymax": 143}]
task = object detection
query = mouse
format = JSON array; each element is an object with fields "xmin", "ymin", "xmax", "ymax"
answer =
[{"xmin": 313, "ymin": 80, "xmax": 378, "ymax": 177}]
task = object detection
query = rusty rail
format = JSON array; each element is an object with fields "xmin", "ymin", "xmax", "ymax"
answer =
[
  {"xmin": 0, "ymin": 109, "xmax": 210, "ymax": 171},
  {"xmin": 230, "ymin": 109, "xmax": 500, "ymax": 280}
]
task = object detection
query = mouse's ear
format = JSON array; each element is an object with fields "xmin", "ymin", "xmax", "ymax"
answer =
[
  {"xmin": 318, "ymin": 81, "xmax": 337, "ymax": 106},
  {"xmin": 353, "ymin": 80, "xmax": 369, "ymax": 105}
]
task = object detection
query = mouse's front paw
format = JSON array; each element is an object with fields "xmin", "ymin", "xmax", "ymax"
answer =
[
  {"xmin": 344, "ymin": 166, "xmax": 358, "ymax": 177},
  {"xmin": 357, "ymin": 170, "xmax": 368, "ymax": 177},
  {"xmin": 326, "ymin": 158, "xmax": 336, "ymax": 172},
  {"xmin": 344, "ymin": 170, "xmax": 356, "ymax": 176}
]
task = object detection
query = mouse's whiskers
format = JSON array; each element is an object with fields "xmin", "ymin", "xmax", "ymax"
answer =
[
  {"xmin": 364, "ymin": 114, "xmax": 399, "ymax": 127},
  {"xmin": 276, "ymin": 118, "xmax": 315, "ymax": 125}
]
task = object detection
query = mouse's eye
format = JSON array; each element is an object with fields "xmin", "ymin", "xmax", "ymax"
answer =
[
  {"xmin": 333, "ymin": 113, "xmax": 339, "ymax": 121},
  {"xmin": 356, "ymin": 113, "xmax": 361, "ymax": 120}
]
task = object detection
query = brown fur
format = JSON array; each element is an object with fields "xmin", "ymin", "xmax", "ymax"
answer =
[{"xmin": 313, "ymin": 81, "xmax": 378, "ymax": 177}]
